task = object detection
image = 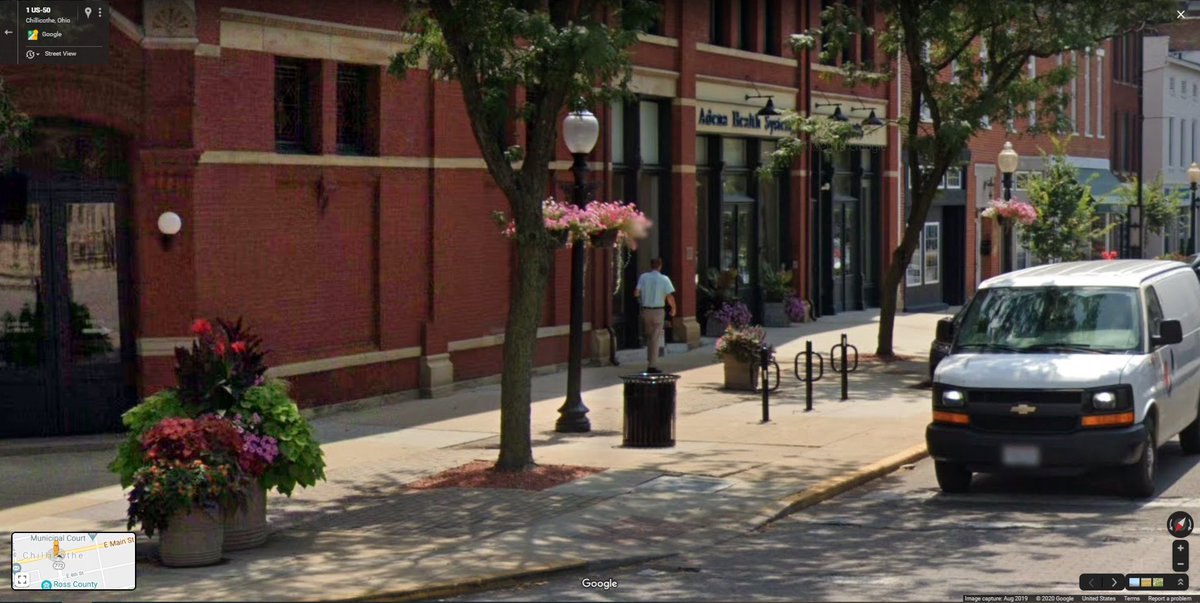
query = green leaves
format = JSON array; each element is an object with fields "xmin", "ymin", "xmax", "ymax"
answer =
[
  {"xmin": 0, "ymin": 77, "xmax": 29, "ymax": 167},
  {"xmin": 232, "ymin": 380, "xmax": 326, "ymax": 497},
  {"xmin": 1018, "ymin": 136, "xmax": 1107, "ymax": 262},
  {"xmin": 108, "ymin": 390, "xmax": 196, "ymax": 488},
  {"xmin": 1114, "ymin": 173, "xmax": 1185, "ymax": 237}
]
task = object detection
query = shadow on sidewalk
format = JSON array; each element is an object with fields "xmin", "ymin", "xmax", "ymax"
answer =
[{"xmin": 0, "ymin": 310, "xmax": 948, "ymax": 511}]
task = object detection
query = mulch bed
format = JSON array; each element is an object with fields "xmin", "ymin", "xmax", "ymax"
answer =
[{"xmin": 406, "ymin": 460, "xmax": 605, "ymax": 491}]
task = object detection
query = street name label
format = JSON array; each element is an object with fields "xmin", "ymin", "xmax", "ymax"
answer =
[{"xmin": 11, "ymin": 532, "xmax": 135, "ymax": 590}]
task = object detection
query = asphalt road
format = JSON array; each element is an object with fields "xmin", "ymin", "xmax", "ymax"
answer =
[{"xmin": 450, "ymin": 439, "xmax": 1200, "ymax": 602}]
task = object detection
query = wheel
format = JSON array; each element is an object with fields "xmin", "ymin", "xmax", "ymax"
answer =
[
  {"xmin": 1181, "ymin": 401, "xmax": 1200, "ymax": 454},
  {"xmin": 934, "ymin": 460, "xmax": 972, "ymax": 493},
  {"xmin": 1122, "ymin": 416, "xmax": 1158, "ymax": 498}
]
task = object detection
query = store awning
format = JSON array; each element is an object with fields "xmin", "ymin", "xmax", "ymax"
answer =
[{"xmin": 1079, "ymin": 168, "xmax": 1128, "ymax": 212}]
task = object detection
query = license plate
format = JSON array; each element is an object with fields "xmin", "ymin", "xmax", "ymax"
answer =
[{"xmin": 1002, "ymin": 444, "xmax": 1041, "ymax": 467}]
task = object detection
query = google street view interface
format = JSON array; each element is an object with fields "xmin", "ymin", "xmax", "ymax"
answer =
[{"xmin": 14, "ymin": 0, "xmax": 1200, "ymax": 602}]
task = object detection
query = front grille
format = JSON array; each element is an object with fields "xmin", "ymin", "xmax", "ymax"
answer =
[
  {"xmin": 966, "ymin": 389, "xmax": 1085, "ymax": 405},
  {"xmin": 962, "ymin": 388, "xmax": 1085, "ymax": 434},
  {"xmin": 970, "ymin": 415, "xmax": 1080, "ymax": 434}
]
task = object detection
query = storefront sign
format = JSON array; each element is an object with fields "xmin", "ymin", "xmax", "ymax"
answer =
[{"xmin": 696, "ymin": 106, "xmax": 792, "ymax": 137}]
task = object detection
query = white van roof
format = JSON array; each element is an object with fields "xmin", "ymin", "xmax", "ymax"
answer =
[{"xmin": 979, "ymin": 259, "xmax": 1188, "ymax": 289}]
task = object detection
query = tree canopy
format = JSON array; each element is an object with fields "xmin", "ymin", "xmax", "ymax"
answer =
[{"xmin": 769, "ymin": 0, "xmax": 1174, "ymax": 356}]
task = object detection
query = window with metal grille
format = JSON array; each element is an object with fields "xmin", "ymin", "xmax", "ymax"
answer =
[
  {"xmin": 337, "ymin": 64, "xmax": 370, "ymax": 155},
  {"xmin": 275, "ymin": 57, "xmax": 314, "ymax": 153}
]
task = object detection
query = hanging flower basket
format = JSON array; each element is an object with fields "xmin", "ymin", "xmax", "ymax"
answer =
[
  {"xmin": 981, "ymin": 198, "xmax": 1037, "ymax": 226},
  {"xmin": 493, "ymin": 198, "xmax": 653, "ymax": 294},
  {"xmin": 591, "ymin": 228, "xmax": 620, "ymax": 248}
]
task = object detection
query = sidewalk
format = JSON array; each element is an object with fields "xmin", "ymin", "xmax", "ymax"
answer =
[{"xmin": 1, "ymin": 309, "xmax": 950, "ymax": 602}]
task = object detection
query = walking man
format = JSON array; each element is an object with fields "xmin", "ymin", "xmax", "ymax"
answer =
[{"xmin": 634, "ymin": 258, "xmax": 676, "ymax": 373}]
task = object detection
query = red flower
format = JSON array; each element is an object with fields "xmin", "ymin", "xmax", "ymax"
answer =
[
  {"xmin": 1101, "ymin": 251, "xmax": 1118, "ymax": 260},
  {"xmin": 191, "ymin": 319, "xmax": 213, "ymax": 336},
  {"xmin": 230, "ymin": 341, "xmax": 247, "ymax": 355},
  {"xmin": 215, "ymin": 342, "xmax": 227, "ymax": 356}
]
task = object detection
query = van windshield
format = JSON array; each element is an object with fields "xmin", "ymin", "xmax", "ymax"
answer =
[{"xmin": 955, "ymin": 286, "xmax": 1142, "ymax": 354}]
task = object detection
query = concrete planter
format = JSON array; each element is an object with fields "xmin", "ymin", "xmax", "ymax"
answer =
[
  {"xmin": 723, "ymin": 357, "xmax": 758, "ymax": 391},
  {"xmin": 762, "ymin": 302, "xmax": 789, "ymax": 327},
  {"xmin": 223, "ymin": 481, "xmax": 268, "ymax": 551},
  {"xmin": 159, "ymin": 507, "xmax": 224, "ymax": 567}
]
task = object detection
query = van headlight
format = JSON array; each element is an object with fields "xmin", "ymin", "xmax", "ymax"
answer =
[
  {"xmin": 941, "ymin": 389, "xmax": 965, "ymax": 407},
  {"xmin": 1092, "ymin": 391, "xmax": 1118, "ymax": 410}
]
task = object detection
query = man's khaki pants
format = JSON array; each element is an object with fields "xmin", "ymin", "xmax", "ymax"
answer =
[{"xmin": 641, "ymin": 308, "xmax": 666, "ymax": 368}]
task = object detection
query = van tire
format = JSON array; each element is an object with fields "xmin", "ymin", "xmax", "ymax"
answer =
[
  {"xmin": 934, "ymin": 461, "xmax": 972, "ymax": 493},
  {"xmin": 1122, "ymin": 416, "xmax": 1158, "ymax": 499},
  {"xmin": 1181, "ymin": 402, "xmax": 1200, "ymax": 454}
]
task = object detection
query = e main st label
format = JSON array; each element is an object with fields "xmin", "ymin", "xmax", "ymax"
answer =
[{"xmin": 697, "ymin": 107, "xmax": 791, "ymax": 135}]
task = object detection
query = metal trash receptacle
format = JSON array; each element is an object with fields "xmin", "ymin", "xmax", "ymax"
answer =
[{"xmin": 620, "ymin": 372, "xmax": 679, "ymax": 447}]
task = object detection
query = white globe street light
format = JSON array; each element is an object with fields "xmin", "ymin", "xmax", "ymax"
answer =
[{"xmin": 562, "ymin": 110, "xmax": 600, "ymax": 155}]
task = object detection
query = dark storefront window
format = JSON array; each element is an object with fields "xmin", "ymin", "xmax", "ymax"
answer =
[
  {"xmin": 275, "ymin": 57, "xmax": 318, "ymax": 153},
  {"xmin": 812, "ymin": 147, "xmax": 881, "ymax": 314},
  {"xmin": 697, "ymin": 136, "xmax": 712, "ymax": 281},
  {"xmin": 759, "ymin": 141, "xmax": 783, "ymax": 269},
  {"xmin": 610, "ymin": 98, "xmax": 671, "ymax": 349}
]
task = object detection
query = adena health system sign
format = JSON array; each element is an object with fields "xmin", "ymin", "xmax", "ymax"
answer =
[{"xmin": 695, "ymin": 103, "xmax": 792, "ymax": 138}]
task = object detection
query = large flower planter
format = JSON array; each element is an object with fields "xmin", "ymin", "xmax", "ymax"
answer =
[
  {"xmin": 723, "ymin": 357, "xmax": 758, "ymax": 391},
  {"xmin": 223, "ymin": 481, "xmax": 268, "ymax": 551},
  {"xmin": 762, "ymin": 303, "xmax": 789, "ymax": 327},
  {"xmin": 159, "ymin": 507, "xmax": 224, "ymax": 567}
]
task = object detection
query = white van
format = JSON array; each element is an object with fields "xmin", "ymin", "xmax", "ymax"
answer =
[{"xmin": 927, "ymin": 260, "xmax": 1200, "ymax": 497}]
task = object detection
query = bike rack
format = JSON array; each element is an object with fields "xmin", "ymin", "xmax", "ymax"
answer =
[
  {"xmin": 829, "ymin": 333, "xmax": 859, "ymax": 401},
  {"xmin": 793, "ymin": 340, "xmax": 825, "ymax": 411}
]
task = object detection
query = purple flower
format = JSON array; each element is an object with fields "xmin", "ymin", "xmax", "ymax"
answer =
[{"xmin": 711, "ymin": 302, "xmax": 752, "ymax": 328}]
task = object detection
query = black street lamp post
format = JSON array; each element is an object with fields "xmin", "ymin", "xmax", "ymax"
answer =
[
  {"xmin": 997, "ymin": 141, "xmax": 1019, "ymax": 273},
  {"xmin": 556, "ymin": 109, "xmax": 599, "ymax": 433}
]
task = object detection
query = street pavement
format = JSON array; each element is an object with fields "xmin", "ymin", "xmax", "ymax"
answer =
[
  {"xmin": 0, "ymin": 309, "xmax": 948, "ymax": 602},
  {"xmin": 461, "ymin": 441, "xmax": 1200, "ymax": 602}
]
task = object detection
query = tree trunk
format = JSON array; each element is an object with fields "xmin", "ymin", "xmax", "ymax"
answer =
[
  {"xmin": 876, "ymin": 252, "xmax": 904, "ymax": 358},
  {"xmin": 495, "ymin": 229, "xmax": 553, "ymax": 472},
  {"xmin": 876, "ymin": 200, "xmax": 928, "ymax": 358}
]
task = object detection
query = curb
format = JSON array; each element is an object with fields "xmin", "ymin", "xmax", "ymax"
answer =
[
  {"xmin": 338, "ymin": 445, "xmax": 927, "ymax": 602},
  {"xmin": 0, "ymin": 433, "xmax": 123, "ymax": 458},
  {"xmin": 765, "ymin": 442, "xmax": 929, "ymax": 523},
  {"xmin": 344, "ymin": 554, "xmax": 674, "ymax": 602}
]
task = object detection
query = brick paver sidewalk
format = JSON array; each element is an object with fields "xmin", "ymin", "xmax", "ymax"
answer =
[{"xmin": 0, "ymin": 309, "xmax": 950, "ymax": 602}]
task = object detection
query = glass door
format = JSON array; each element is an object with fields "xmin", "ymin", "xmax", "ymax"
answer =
[
  {"xmin": 0, "ymin": 122, "xmax": 133, "ymax": 437},
  {"xmin": 0, "ymin": 177, "xmax": 131, "ymax": 437},
  {"xmin": 720, "ymin": 201, "xmax": 755, "ymax": 305},
  {"xmin": 0, "ymin": 198, "xmax": 50, "ymax": 437}
]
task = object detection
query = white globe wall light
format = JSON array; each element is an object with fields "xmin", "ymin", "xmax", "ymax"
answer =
[{"xmin": 157, "ymin": 211, "xmax": 182, "ymax": 236}]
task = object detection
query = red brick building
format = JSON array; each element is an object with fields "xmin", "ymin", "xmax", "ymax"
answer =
[{"xmin": 0, "ymin": 0, "xmax": 916, "ymax": 437}]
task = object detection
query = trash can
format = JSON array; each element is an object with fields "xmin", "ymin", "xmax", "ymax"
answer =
[{"xmin": 620, "ymin": 372, "xmax": 679, "ymax": 448}]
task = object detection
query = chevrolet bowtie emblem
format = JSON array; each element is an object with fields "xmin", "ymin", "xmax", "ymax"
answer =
[{"xmin": 1011, "ymin": 403, "xmax": 1037, "ymax": 415}]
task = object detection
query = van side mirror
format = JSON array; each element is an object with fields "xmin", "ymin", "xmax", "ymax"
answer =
[
  {"xmin": 1153, "ymin": 320, "xmax": 1184, "ymax": 347},
  {"xmin": 936, "ymin": 317, "xmax": 956, "ymax": 342}
]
